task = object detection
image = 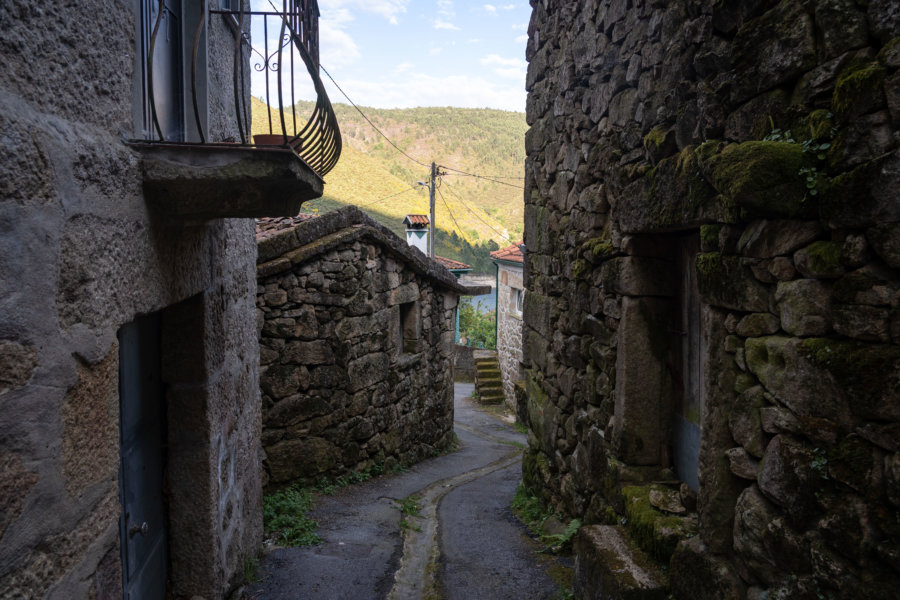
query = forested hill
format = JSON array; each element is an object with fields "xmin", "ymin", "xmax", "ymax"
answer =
[{"xmin": 251, "ymin": 98, "xmax": 527, "ymax": 273}]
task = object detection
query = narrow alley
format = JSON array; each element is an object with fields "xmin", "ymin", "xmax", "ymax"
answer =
[{"xmin": 245, "ymin": 383, "xmax": 569, "ymax": 599}]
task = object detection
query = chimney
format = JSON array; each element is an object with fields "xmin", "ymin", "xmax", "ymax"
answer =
[{"xmin": 403, "ymin": 214, "xmax": 429, "ymax": 255}]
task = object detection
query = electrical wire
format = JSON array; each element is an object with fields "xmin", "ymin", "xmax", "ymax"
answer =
[
  {"xmin": 440, "ymin": 165, "xmax": 526, "ymax": 189},
  {"xmin": 317, "ymin": 65, "xmax": 525, "ymax": 190},
  {"xmin": 359, "ymin": 186, "xmax": 420, "ymax": 208},
  {"xmin": 436, "ymin": 187, "xmax": 467, "ymax": 239},
  {"xmin": 319, "ymin": 64, "xmax": 431, "ymax": 169},
  {"xmin": 441, "ymin": 179, "xmax": 513, "ymax": 244}
]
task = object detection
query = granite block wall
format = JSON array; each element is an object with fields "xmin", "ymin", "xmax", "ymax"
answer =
[
  {"xmin": 0, "ymin": 2, "xmax": 262, "ymax": 598},
  {"xmin": 257, "ymin": 210, "xmax": 461, "ymax": 488},
  {"xmin": 523, "ymin": 1, "xmax": 900, "ymax": 597}
]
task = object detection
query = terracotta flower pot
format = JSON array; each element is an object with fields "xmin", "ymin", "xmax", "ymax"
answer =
[{"xmin": 253, "ymin": 134, "xmax": 288, "ymax": 146}]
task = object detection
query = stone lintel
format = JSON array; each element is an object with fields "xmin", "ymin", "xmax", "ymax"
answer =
[{"xmin": 138, "ymin": 143, "xmax": 323, "ymax": 219}]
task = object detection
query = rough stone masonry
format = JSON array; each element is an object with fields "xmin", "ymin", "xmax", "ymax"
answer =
[
  {"xmin": 523, "ymin": 1, "xmax": 900, "ymax": 598},
  {"xmin": 257, "ymin": 207, "xmax": 479, "ymax": 488}
]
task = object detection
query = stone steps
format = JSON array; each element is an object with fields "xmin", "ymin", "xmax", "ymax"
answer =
[{"xmin": 474, "ymin": 351, "xmax": 505, "ymax": 405}]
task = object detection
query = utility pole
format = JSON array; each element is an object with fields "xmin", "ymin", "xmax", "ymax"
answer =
[{"xmin": 428, "ymin": 162, "xmax": 437, "ymax": 258}]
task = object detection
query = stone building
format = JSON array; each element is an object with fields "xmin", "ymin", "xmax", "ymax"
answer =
[
  {"xmin": 256, "ymin": 207, "xmax": 484, "ymax": 488},
  {"xmin": 522, "ymin": 1, "xmax": 899, "ymax": 598},
  {"xmin": 491, "ymin": 242, "xmax": 526, "ymax": 411},
  {"xmin": 0, "ymin": 2, "xmax": 338, "ymax": 598}
]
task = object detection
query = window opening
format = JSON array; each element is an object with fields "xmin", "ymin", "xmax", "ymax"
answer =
[{"xmin": 399, "ymin": 301, "xmax": 419, "ymax": 354}]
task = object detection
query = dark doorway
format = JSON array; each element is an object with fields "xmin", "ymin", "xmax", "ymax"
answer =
[
  {"xmin": 672, "ymin": 235, "xmax": 704, "ymax": 492},
  {"xmin": 118, "ymin": 313, "xmax": 168, "ymax": 600}
]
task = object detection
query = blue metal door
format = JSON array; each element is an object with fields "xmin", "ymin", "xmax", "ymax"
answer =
[
  {"xmin": 673, "ymin": 236, "xmax": 704, "ymax": 492},
  {"xmin": 119, "ymin": 313, "xmax": 168, "ymax": 600}
]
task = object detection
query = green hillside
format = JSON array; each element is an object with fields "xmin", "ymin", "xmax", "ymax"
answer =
[{"xmin": 251, "ymin": 98, "xmax": 526, "ymax": 273}]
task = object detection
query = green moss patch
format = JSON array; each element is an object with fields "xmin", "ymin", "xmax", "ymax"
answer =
[
  {"xmin": 700, "ymin": 224, "xmax": 721, "ymax": 251},
  {"xmin": 620, "ymin": 485, "xmax": 697, "ymax": 563},
  {"xmin": 832, "ymin": 62, "xmax": 886, "ymax": 118},
  {"xmin": 800, "ymin": 240, "xmax": 843, "ymax": 274},
  {"xmin": 707, "ymin": 141, "xmax": 809, "ymax": 218}
]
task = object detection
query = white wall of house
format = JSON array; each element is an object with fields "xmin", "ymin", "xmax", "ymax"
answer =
[{"xmin": 495, "ymin": 262, "xmax": 525, "ymax": 410}]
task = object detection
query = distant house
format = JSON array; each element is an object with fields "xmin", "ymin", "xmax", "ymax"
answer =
[
  {"xmin": 256, "ymin": 207, "xmax": 486, "ymax": 487},
  {"xmin": 491, "ymin": 242, "xmax": 525, "ymax": 410}
]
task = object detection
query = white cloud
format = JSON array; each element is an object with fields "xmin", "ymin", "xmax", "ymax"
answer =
[
  {"xmin": 393, "ymin": 61, "xmax": 414, "ymax": 74},
  {"xmin": 484, "ymin": 4, "xmax": 497, "ymax": 15},
  {"xmin": 322, "ymin": 0, "xmax": 410, "ymax": 24},
  {"xmin": 481, "ymin": 54, "xmax": 527, "ymax": 80},
  {"xmin": 434, "ymin": 19, "xmax": 460, "ymax": 30},
  {"xmin": 502, "ymin": 3, "xmax": 516, "ymax": 9},
  {"xmin": 323, "ymin": 71, "xmax": 525, "ymax": 111},
  {"xmin": 433, "ymin": 0, "xmax": 459, "ymax": 29},
  {"xmin": 481, "ymin": 54, "xmax": 523, "ymax": 68},
  {"xmin": 512, "ymin": 22, "xmax": 527, "ymax": 31},
  {"xmin": 515, "ymin": 34, "xmax": 528, "ymax": 43},
  {"xmin": 320, "ymin": 19, "xmax": 361, "ymax": 67},
  {"xmin": 437, "ymin": 0, "xmax": 455, "ymax": 17}
]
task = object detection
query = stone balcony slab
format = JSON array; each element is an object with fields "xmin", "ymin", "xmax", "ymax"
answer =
[{"xmin": 136, "ymin": 143, "xmax": 324, "ymax": 219}]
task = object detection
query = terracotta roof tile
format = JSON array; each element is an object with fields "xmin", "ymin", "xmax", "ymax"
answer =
[
  {"xmin": 490, "ymin": 241, "xmax": 524, "ymax": 263},
  {"xmin": 256, "ymin": 213, "xmax": 317, "ymax": 240},
  {"xmin": 434, "ymin": 255, "xmax": 471, "ymax": 271},
  {"xmin": 404, "ymin": 214, "xmax": 430, "ymax": 228}
]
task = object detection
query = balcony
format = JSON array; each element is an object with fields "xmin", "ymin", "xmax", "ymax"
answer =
[{"xmin": 133, "ymin": 0, "xmax": 341, "ymax": 219}]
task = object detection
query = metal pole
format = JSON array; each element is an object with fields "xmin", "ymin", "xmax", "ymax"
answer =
[{"xmin": 429, "ymin": 161, "xmax": 436, "ymax": 258}]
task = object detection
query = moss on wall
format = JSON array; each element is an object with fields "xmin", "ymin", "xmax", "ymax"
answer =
[
  {"xmin": 707, "ymin": 141, "xmax": 809, "ymax": 218},
  {"xmin": 620, "ymin": 485, "xmax": 697, "ymax": 564}
]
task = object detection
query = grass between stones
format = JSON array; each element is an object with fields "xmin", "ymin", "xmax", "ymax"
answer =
[
  {"xmin": 511, "ymin": 484, "xmax": 579, "ymax": 598},
  {"xmin": 263, "ymin": 461, "xmax": 409, "ymax": 547},
  {"xmin": 262, "ymin": 485, "xmax": 322, "ymax": 546},
  {"xmin": 397, "ymin": 495, "xmax": 423, "ymax": 532}
]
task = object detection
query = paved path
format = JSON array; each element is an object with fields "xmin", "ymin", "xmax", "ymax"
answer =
[{"xmin": 246, "ymin": 383, "xmax": 566, "ymax": 599}]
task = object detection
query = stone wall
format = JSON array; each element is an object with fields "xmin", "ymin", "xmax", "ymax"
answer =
[
  {"xmin": 0, "ymin": 2, "xmax": 262, "ymax": 598},
  {"xmin": 523, "ymin": 0, "xmax": 899, "ymax": 598},
  {"xmin": 257, "ymin": 208, "xmax": 464, "ymax": 487},
  {"xmin": 496, "ymin": 263, "xmax": 525, "ymax": 410}
]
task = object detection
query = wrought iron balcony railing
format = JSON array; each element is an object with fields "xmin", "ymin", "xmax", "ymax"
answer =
[{"xmin": 144, "ymin": 0, "xmax": 341, "ymax": 178}]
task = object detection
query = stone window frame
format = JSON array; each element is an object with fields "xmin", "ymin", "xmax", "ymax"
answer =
[
  {"xmin": 398, "ymin": 300, "xmax": 421, "ymax": 355},
  {"xmin": 511, "ymin": 287, "xmax": 524, "ymax": 318}
]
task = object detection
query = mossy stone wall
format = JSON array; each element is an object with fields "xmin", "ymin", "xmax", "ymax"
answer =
[{"xmin": 523, "ymin": 0, "xmax": 900, "ymax": 598}]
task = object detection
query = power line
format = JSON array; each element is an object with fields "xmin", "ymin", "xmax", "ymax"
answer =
[
  {"xmin": 318, "ymin": 66, "xmax": 525, "ymax": 191},
  {"xmin": 441, "ymin": 180, "xmax": 513, "ymax": 244},
  {"xmin": 440, "ymin": 165, "xmax": 526, "ymax": 189},
  {"xmin": 436, "ymin": 187, "xmax": 466, "ymax": 239},
  {"xmin": 319, "ymin": 64, "xmax": 431, "ymax": 169},
  {"xmin": 359, "ymin": 186, "xmax": 420, "ymax": 208}
]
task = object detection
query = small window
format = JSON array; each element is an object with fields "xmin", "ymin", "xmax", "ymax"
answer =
[
  {"xmin": 512, "ymin": 288, "xmax": 524, "ymax": 316},
  {"xmin": 399, "ymin": 301, "xmax": 419, "ymax": 354}
]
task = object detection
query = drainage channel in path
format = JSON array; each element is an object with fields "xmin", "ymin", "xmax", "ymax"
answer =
[{"xmin": 246, "ymin": 383, "xmax": 566, "ymax": 600}]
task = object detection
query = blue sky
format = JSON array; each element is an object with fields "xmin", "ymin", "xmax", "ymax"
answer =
[{"xmin": 250, "ymin": 1, "xmax": 531, "ymax": 112}]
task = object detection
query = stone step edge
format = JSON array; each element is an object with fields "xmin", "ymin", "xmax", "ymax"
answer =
[{"xmin": 573, "ymin": 525, "xmax": 668, "ymax": 600}]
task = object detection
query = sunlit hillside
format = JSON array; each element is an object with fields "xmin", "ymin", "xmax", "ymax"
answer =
[{"xmin": 250, "ymin": 97, "xmax": 526, "ymax": 272}]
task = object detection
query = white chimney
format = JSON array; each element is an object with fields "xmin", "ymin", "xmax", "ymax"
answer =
[{"xmin": 403, "ymin": 214, "xmax": 429, "ymax": 254}]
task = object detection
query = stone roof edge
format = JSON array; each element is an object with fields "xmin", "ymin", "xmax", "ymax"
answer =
[{"xmin": 257, "ymin": 205, "xmax": 472, "ymax": 294}]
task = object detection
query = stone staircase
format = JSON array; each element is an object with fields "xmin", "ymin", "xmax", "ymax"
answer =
[{"xmin": 473, "ymin": 350, "xmax": 504, "ymax": 405}]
